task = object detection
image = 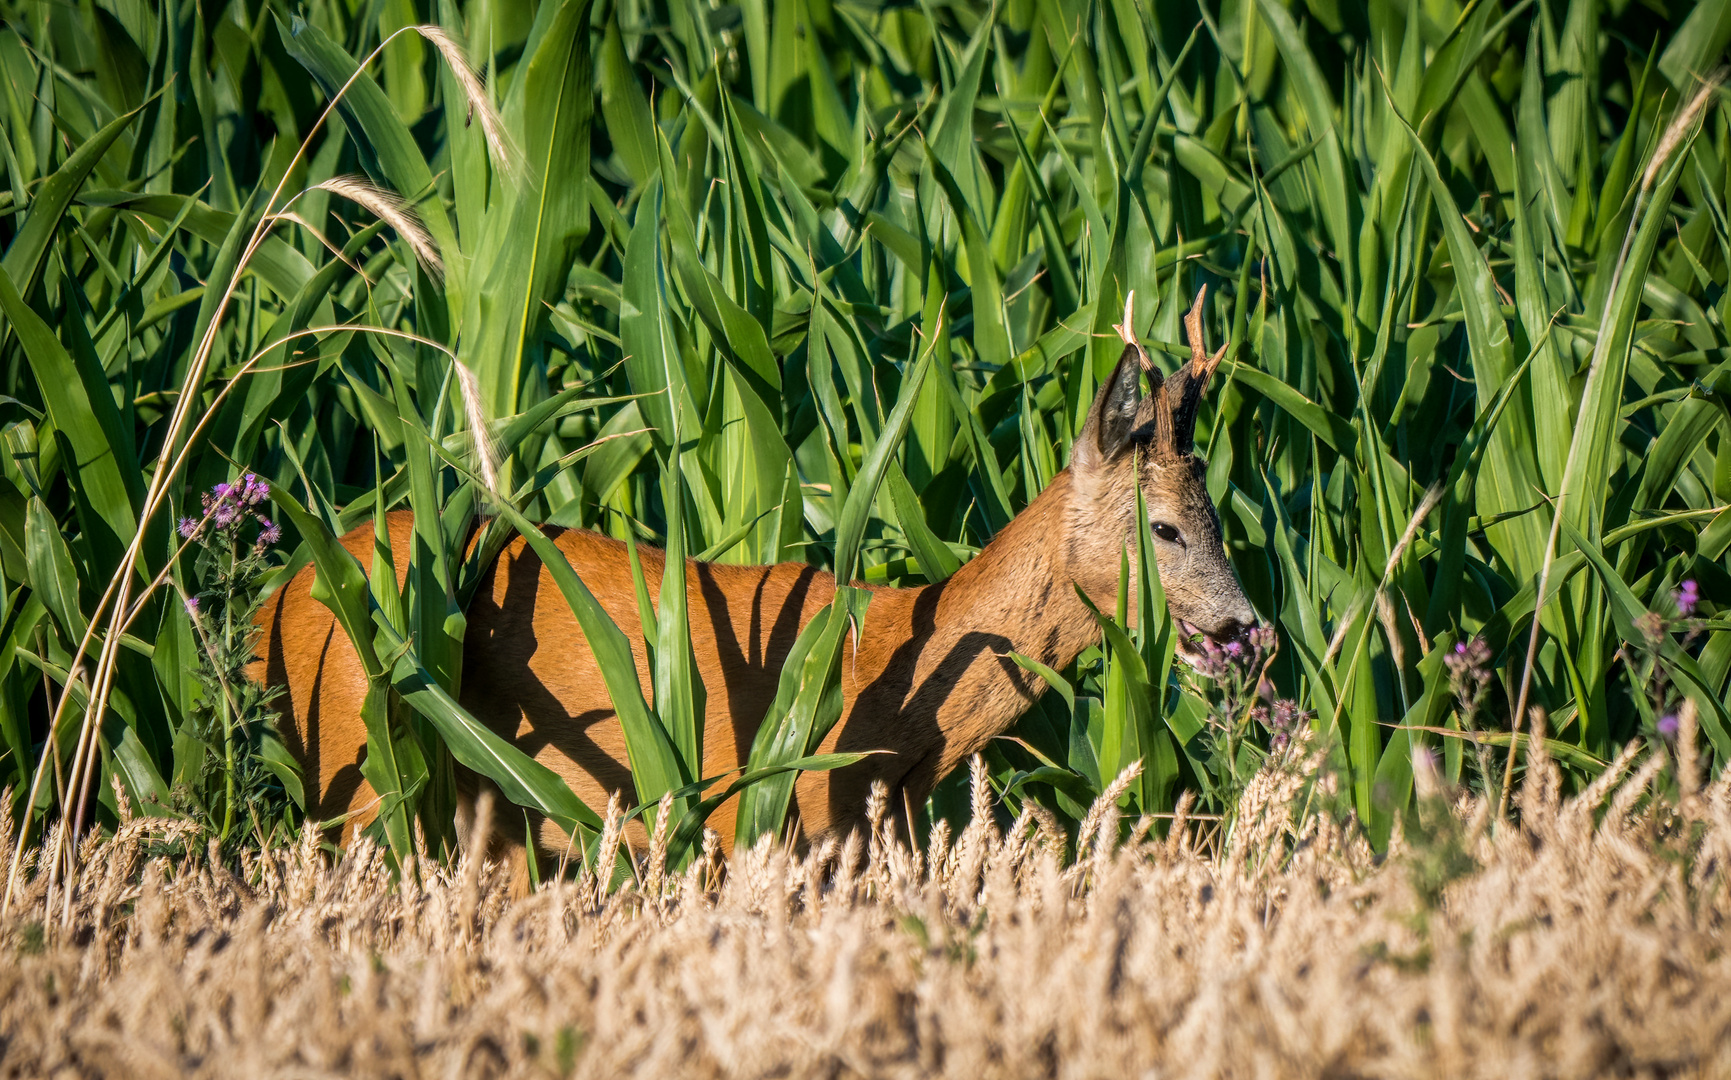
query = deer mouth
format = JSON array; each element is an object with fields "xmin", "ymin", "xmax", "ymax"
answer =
[{"xmin": 1172, "ymin": 619, "xmax": 1247, "ymax": 669}]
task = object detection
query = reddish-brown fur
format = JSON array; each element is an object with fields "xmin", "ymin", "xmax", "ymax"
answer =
[{"xmin": 250, "ymin": 291, "xmax": 1257, "ymax": 873}]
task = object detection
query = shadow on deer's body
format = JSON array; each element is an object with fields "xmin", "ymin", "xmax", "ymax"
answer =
[{"xmin": 251, "ymin": 289, "xmax": 1258, "ymax": 881}]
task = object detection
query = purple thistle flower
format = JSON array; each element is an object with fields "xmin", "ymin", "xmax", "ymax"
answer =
[
  {"xmin": 178, "ymin": 517, "xmax": 199, "ymax": 540},
  {"xmin": 1675, "ymin": 579, "xmax": 1700, "ymax": 618},
  {"xmin": 1223, "ymin": 640, "xmax": 1244, "ymax": 657},
  {"xmin": 1657, "ymin": 713, "xmax": 1680, "ymax": 740},
  {"xmin": 1444, "ymin": 636, "xmax": 1493, "ymax": 682},
  {"xmin": 184, "ymin": 596, "xmax": 200, "ymax": 617},
  {"xmin": 1269, "ymin": 699, "xmax": 1307, "ymax": 730},
  {"xmin": 258, "ymin": 518, "xmax": 281, "ymax": 546}
]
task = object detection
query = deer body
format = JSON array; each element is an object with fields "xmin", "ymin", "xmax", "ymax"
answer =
[{"xmin": 251, "ymin": 292, "xmax": 1257, "ymax": 867}]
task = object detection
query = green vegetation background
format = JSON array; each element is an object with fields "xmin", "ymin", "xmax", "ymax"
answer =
[{"xmin": 0, "ymin": 0, "xmax": 1727, "ymax": 875}]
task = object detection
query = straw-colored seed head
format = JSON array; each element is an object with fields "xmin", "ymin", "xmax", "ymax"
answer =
[
  {"xmin": 1642, "ymin": 72, "xmax": 1723, "ymax": 193},
  {"xmin": 450, "ymin": 359, "xmax": 502, "ymax": 499},
  {"xmin": 416, "ymin": 25, "xmax": 522, "ymax": 183},
  {"xmin": 314, "ymin": 176, "xmax": 444, "ymax": 279}
]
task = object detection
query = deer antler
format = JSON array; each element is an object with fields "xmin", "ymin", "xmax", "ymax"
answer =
[
  {"xmin": 1111, "ymin": 290, "xmax": 1177, "ymax": 456},
  {"xmin": 1115, "ymin": 290, "xmax": 1156, "ymax": 373},
  {"xmin": 1183, "ymin": 285, "xmax": 1230, "ymax": 383},
  {"xmin": 1164, "ymin": 286, "xmax": 1230, "ymax": 456}
]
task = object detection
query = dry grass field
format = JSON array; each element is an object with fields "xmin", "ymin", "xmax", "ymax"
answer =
[{"xmin": 4, "ymin": 734, "xmax": 1729, "ymax": 1080}]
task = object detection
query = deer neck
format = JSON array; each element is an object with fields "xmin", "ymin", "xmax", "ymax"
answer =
[{"xmin": 892, "ymin": 469, "xmax": 1100, "ymax": 773}]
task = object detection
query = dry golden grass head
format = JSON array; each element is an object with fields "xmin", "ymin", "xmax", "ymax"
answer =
[
  {"xmin": 415, "ymin": 24, "xmax": 522, "ymax": 183},
  {"xmin": 449, "ymin": 357, "xmax": 503, "ymax": 498},
  {"xmin": 313, "ymin": 176, "xmax": 444, "ymax": 279},
  {"xmin": 4, "ymin": 750, "xmax": 1731, "ymax": 1079},
  {"xmin": 1643, "ymin": 72, "xmax": 1723, "ymax": 193}
]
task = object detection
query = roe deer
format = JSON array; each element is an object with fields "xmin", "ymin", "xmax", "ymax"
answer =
[{"xmin": 251, "ymin": 289, "xmax": 1258, "ymax": 875}]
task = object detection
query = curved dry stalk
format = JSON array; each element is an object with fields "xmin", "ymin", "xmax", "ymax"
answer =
[
  {"xmin": 1, "ymin": 658, "xmax": 94, "ymax": 914},
  {"xmin": 50, "ymin": 24, "xmax": 455, "ymax": 918},
  {"xmin": 44, "ymin": 23, "xmax": 516, "ymax": 915},
  {"xmin": 262, "ymin": 211, "xmax": 372, "ymax": 282}
]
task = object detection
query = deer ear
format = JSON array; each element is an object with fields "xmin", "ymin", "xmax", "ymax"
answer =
[{"xmin": 1094, "ymin": 343, "xmax": 1147, "ymax": 459}]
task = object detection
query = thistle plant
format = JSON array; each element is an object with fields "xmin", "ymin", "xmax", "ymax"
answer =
[
  {"xmin": 1631, "ymin": 580, "xmax": 1708, "ymax": 766},
  {"xmin": 1443, "ymin": 637, "xmax": 1497, "ymax": 796},
  {"xmin": 177, "ymin": 476, "xmax": 290, "ymax": 845},
  {"xmin": 1185, "ymin": 626, "xmax": 1304, "ymax": 811}
]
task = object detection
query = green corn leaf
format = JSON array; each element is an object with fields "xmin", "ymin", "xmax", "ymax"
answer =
[
  {"xmin": 1564, "ymin": 125, "xmax": 1702, "ymax": 542},
  {"xmin": 470, "ymin": 494, "xmax": 688, "ymax": 808},
  {"xmin": 733, "ymin": 586, "xmax": 872, "ymax": 846},
  {"xmin": 833, "ymin": 325, "xmax": 936, "ymax": 583},
  {"xmin": 1, "ymin": 102, "xmax": 141, "ymax": 298},
  {"xmin": 1397, "ymin": 95, "xmax": 1547, "ymax": 583},
  {"xmin": 463, "ymin": 0, "xmax": 595, "ymax": 420},
  {"xmin": 887, "ymin": 462, "xmax": 963, "ymax": 581},
  {"xmin": 278, "ymin": 16, "xmax": 460, "ymax": 299},
  {"xmin": 268, "ymin": 482, "xmax": 420, "ymax": 863},
  {"xmin": 1133, "ymin": 480, "xmax": 1178, "ymax": 810},
  {"xmin": 1007, "ymin": 652, "xmax": 1076, "ymax": 713},
  {"xmin": 24, "ymin": 498, "xmax": 84, "ymax": 641},
  {"xmin": 1222, "ymin": 358, "xmax": 1357, "ymax": 454},
  {"xmin": 0, "ymin": 268, "xmax": 141, "ymax": 546},
  {"xmin": 75, "ymin": 192, "xmax": 315, "ymax": 297},
  {"xmin": 1659, "ymin": 0, "xmax": 1731, "ymax": 90},
  {"xmin": 372, "ymin": 615, "xmax": 604, "ymax": 840},
  {"xmin": 675, "ymin": 751, "xmax": 878, "ymax": 855},
  {"xmin": 1560, "ymin": 518, "xmax": 1731, "ymax": 760},
  {"xmin": 654, "ymin": 433, "xmax": 706, "ymax": 789}
]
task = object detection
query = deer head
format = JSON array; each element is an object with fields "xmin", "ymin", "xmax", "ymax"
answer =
[{"xmin": 1067, "ymin": 287, "xmax": 1259, "ymax": 661}]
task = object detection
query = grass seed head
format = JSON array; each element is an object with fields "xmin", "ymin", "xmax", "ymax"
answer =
[
  {"xmin": 416, "ymin": 25, "xmax": 523, "ymax": 184},
  {"xmin": 313, "ymin": 176, "xmax": 445, "ymax": 279}
]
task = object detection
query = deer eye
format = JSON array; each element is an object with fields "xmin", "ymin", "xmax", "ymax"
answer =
[{"xmin": 1151, "ymin": 522, "xmax": 1184, "ymax": 545}]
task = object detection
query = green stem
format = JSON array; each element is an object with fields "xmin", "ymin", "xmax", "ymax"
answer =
[{"xmin": 220, "ymin": 537, "xmax": 237, "ymax": 843}]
